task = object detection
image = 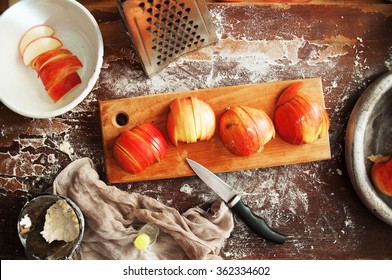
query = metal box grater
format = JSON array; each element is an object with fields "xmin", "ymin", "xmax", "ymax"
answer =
[{"xmin": 116, "ymin": 0, "xmax": 218, "ymax": 77}]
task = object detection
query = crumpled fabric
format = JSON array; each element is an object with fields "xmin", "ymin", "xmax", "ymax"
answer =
[{"xmin": 52, "ymin": 158, "xmax": 234, "ymax": 260}]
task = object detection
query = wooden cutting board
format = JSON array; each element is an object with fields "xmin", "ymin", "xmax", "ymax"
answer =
[{"xmin": 99, "ymin": 77, "xmax": 331, "ymax": 183}]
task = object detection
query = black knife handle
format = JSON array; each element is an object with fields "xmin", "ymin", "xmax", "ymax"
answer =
[{"xmin": 230, "ymin": 197, "xmax": 287, "ymax": 244}]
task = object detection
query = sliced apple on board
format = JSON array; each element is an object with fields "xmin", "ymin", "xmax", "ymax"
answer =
[{"xmin": 18, "ymin": 25, "xmax": 83, "ymax": 103}]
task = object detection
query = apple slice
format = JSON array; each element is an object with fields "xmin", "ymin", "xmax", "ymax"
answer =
[
  {"xmin": 167, "ymin": 98, "xmax": 185, "ymax": 146},
  {"xmin": 23, "ymin": 36, "xmax": 63, "ymax": 66},
  {"xmin": 32, "ymin": 48, "xmax": 72, "ymax": 72},
  {"xmin": 113, "ymin": 141, "xmax": 144, "ymax": 174},
  {"xmin": 47, "ymin": 72, "xmax": 81, "ymax": 102},
  {"xmin": 39, "ymin": 55, "xmax": 83, "ymax": 90},
  {"xmin": 181, "ymin": 98, "xmax": 198, "ymax": 143},
  {"xmin": 114, "ymin": 130, "xmax": 156, "ymax": 173},
  {"xmin": 19, "ymin": 25, "xmax": 55, "ymax": 56},
  {"xmin": 191, "ymin": 96, "xmax": 203, "ymax": 140},
  {"xmin": 132, "ymin": 123, "xmax": 167, "ymax": 161}
]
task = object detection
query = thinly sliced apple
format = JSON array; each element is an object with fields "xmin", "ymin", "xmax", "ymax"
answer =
[
  {"xmin": 32, "ymin": 48, "xmax": 72, "ymax": 72},
  {"xmin": 115, "ymin": 130, "xmax": 156, "ymax": 172},
  {"xmin": 39, "ymin": 55, "xmax": 83, "ymax": 90},
  {"xmin": 191, "ymin": 96, "xmax": 202, "ymax": 140},
  {"xmin": 167, "ymin": 98, "xmax": 185, "ymax": 146},
  {"xmin": 23, "ymin": 36, "xmax": 63, "ymax": 66},
  {"xmin": 166, "ymin": 113, "xmax": 179, "ymax": 146},
  {"xmin": 113, "ymin": 142, "xmax": 143, "ymax": 174},
  {"xmin": 181, "ymin": 98, "xmax": 198, "ymax": 143},
  {"xmin": 132, "ymin": 123, "xmax": 167, "ymax": 161},
  {"xmin": 19, "ymin": 25, "xmax": 55, "ymax": 56},
  {"xmin": 47, "ymin": 72, "xmax": 81, "ymax": 102}
]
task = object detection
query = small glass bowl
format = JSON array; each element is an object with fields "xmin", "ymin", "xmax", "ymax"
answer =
[{"xmin": 17, "ymin": 194, "xmax": 85, "ymax": 260}]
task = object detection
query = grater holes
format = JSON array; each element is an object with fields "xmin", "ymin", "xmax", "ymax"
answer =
[{"xmin": 142, "ymin": 0, "xmax": 207, "ymax": 66}]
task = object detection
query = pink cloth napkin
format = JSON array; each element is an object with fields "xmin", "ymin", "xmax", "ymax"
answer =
[{"xmin": 53, "ymin": 158, "xmax": 234, "ymax": 260}]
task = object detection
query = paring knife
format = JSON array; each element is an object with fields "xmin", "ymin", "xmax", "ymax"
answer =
[{"xmin": 186, "ymin": 158, "xmax": 287, "ymax": 244}]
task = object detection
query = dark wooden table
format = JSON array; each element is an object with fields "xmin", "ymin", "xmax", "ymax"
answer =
[{"xmin": 1, "ymin": 0, "xmax": 391, "ymax": 259}]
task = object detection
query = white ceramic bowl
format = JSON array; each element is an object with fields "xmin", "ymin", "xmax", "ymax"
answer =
[
  {"xmin": 0, "ymin": 0, "xmax": 103, "ymax": 118},
  {"xmin": 346, "ymin": 71, "xmax": 392, "ymax": 226}
]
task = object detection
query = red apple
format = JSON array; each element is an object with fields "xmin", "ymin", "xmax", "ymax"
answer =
[
  {"xmin": 38, "ymin": 55, "xmax": 83, "ymax": 90},
  {"xmin": 132, "ymin": 123, "xmax": 167, "ymax": 161},
  {"xmin": 32, "ymin": 48, "xmax": 72, "ymax": 72},
  {"xmin": 113, "ymin": 130, "xmax": 155, "ymax": 173},
  {"xmin": 274, "ymin": 82, "xmax": 330, "ymax": 145},
  {"xmin": 19, "ymin": 25, "xmax": 55, "ymax": 56},
  {"xmin": 371, "ymin": 155, "xmax": 392, "ymax": 196},
  {"xmin": 22, "ymin": 36, "xmax": 63, "ymax": 66},
  {"xmin": 47, "ymin": 72, "xmax": 81, "ymax": 102},
  {"xmin": 167, "ymin": 96, "xmax": 216, "ymax": 146},
  {"xmin": 113, "ymin": 141, "xmax": 143, "ymax": 174},
  {"xmin": 219, "ymin": 106, "xmax": 275, "ymax": 156},
  {"xmin": 113, "ymin": 124, "xmax": 168, "ymax": 174}
]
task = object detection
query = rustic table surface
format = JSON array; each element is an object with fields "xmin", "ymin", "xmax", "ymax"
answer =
[{"xmin": 1, "ymin": 0, "xmax": 391, "ymax": 260}]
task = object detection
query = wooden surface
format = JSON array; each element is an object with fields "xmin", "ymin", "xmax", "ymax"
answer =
[
  {"xmin": 1, "ymin": 1, "xmax": 392, "ymax": 259},
  {"xmin": 101, "ymin": 78, "xmax": 330, "ymax": 183}
]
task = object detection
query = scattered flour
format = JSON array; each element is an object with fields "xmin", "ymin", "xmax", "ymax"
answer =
[
  {"xmin": 59, "ymin": 141, "xmax": 74, "ymax": 156},
  {"xmin": 1, "ymin": 4, "xmax": 377, "ymax": 258},
  {"xmin": 180, "ymin": 184, "xmax": 193, "ymax": 194}
]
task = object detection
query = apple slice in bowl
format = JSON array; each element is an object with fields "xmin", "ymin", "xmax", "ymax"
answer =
[
  {"xmin": 19, "ymin": 25, "xmax": 55, "ymax": 56},
  {"xmin": 32, "ymin": 48, "xmax": 72, "ymax": 72},
  {"xmin": 22, "ymin": 36, "xmax": 63, "ymax": 66}
]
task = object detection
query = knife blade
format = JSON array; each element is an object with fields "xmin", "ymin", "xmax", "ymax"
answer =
[{"xmin": 186, "ymin": 158, "xmax": 287, "ymax": 244}]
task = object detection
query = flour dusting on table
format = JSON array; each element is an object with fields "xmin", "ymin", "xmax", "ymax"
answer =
[{"xmin": 2, "ymin": 3, "xmax": 385, "ymax": 260}]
